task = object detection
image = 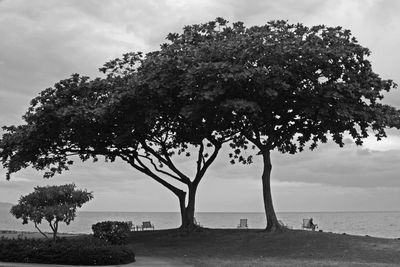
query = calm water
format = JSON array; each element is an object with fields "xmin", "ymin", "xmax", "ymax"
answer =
[{"xmin": 1, "ymin": 208, "xmax": 399, "ymax": 239}]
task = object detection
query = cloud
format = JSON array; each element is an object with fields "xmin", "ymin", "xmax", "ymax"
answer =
[
  {"xmin": 203, "ymin": 132, "xmax": 400, "ymax": 189},
  {"xmin": 1, "ymin": 0, "xmax": 399, "ymax": 127},
  {"xmin": 217, "ymin": 0, "xmax": 329, "ymax": 24},
  {"xmin": 0, "ymin": 0, "xmax": 228, "ymax": 127},
  {"xmin": 272, "ymin": 142, "xmax": 400, "ymax": 188}
]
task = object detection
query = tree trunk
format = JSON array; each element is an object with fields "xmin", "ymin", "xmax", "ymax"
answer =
[
  {"xmin": 185, "ymin": 184, "xmax": 197, "ymax": 231},
  {"xmin": 53, "ymin": 221, "xmax": 58, "ymax": 242},
  {"xmin": 261, "ymin": 149, "xmax": 282, "ymax": 231},
  {"xmin": 179, "ymin": 184, "xmax": 198, "ymax": 232},
  {"xmin": 49, "ymin": 220, "xmax": 58, "ymax": 243},
  {"xmin": 178, "ymin": 191, "xmax": 188, "ymax": 228}
]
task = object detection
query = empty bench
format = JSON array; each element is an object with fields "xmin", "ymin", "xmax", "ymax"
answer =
[{"xmin": 141, "ymin": 221, "xmax": 155, "ymax": 231}]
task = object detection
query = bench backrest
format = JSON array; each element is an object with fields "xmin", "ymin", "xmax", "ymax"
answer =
[
  {"xmin": 142, "ymin": 221, "xmax": 152, "ymax": 228},
  {"xmin": 239, "ymin": 219, "xmax": 248, "ymax": 227},
  {"xmin": 302, "ymin": 219, "xmax": 311, "ymax": 228}
]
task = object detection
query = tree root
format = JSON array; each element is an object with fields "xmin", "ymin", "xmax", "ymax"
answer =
[{"xmin": 264, "ymin": 224, "xmax": 290, "ymax": 233}]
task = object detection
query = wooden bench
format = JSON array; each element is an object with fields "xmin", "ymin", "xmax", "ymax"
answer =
[
  {"xmin": 141, "ymin": 221, "xmax": 155, "ymax": 231},
  {"xmin": 237, "ymin": 218, "xmax": 248, "ymax": 229},
  {"xmin": 302, "ymin": 218, "xmax": 317, "ymax": 231}
]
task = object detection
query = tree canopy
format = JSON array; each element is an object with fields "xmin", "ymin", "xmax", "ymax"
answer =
[
  {"xmin": 150, "ymin": 18, "xmax": 399, "ymax": 151},
  {"xmin": 10, "ymin": 183, "xmax": 93, "ymax": 241},
  {"xmin": 130, "ymin": 18, "xmax": 400, "ymax": 230}
]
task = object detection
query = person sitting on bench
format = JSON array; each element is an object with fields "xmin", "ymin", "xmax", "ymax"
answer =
[{"xmin": 309, "ymin": 218, "xmax": 317, "ymax": 230}]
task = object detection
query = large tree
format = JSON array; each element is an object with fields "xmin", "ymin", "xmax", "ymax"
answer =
[
  {"xmin": 141, "ymin": 18, "xmax": 400, "ymax": 231},
  {"xmin": 0, "ymin": 57, "xmax": 234, "ymax": 231},
  {"xmin": 98, "ymin": 54, "xmax": 237, "ymax": 230}
]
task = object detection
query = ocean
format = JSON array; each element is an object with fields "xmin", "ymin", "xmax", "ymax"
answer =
[{"xmin": 1, "ymin": 208, "xmax": 399, "ymax": 239}]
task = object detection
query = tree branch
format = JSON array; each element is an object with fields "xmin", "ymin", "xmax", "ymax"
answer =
[
  {"xmin": 48, "ymin": 221, "xmax": 54, "ymax": 231},
  {"xmin": 196, "ymin": 141, "xmax": 205, "ymax": 175},
  {"xmin": 138, "ymin": 154, "xmax": 183, "ymax": 182},
  {"xmin": 34, "ymin": 222, "xmax": 48, "ymax": 239},
  {"xmin": 141, "ymin": 141, "xmax": 191, "ymax": 183},
  {"xmin": 118, "ymin": 153, "xmax": 186, "ymax": 198},
  {"xmin": 218, "ymin": 130, "xmax": 242, "ymax": 143},
  {"xmin": 245, "ymin": 130, "xmax": 263, "ymax": 148},
  {"xmin": 194, "ymin": 138, "xmax": 222, "ymax": 186}
]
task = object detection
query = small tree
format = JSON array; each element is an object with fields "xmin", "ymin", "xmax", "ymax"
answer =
[{"xmin": 10, "ymin": 184, "xmax": 93, "ymax": 241}]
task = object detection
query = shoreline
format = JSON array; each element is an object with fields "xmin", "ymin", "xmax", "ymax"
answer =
[
  {"xmin": 2, "ymin": 210, "xmax": 399, "ymax": 239},
  {"xmin": 1, "ymin": 228, "xmax": 400, "ymax": 240}
]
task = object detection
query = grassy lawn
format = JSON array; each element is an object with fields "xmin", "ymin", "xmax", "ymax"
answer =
[{"xmin": 128, "ymin": 228, "xmax": 400, "ymax": 266}]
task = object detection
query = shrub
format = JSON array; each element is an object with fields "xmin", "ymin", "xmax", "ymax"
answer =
[
  {"xmin": 0, "ymin": 236, "xmax": 135, "ymax": 265},
  {"xmin": 92, "ymin": 221, "xmax": 132, "ymax": 245}
]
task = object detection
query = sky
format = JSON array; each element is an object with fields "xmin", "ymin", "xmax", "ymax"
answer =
[{"xmin": 0, "ymin": 0, "xmax": 400, "ymax": 213}]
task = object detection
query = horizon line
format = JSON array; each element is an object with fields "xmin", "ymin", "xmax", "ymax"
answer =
[{"xmin": 79, "ymin": 210, "xmax": 400, "ymax": 213}]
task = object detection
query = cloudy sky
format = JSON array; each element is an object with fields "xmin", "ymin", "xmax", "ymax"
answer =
[{"xmin": 1, "ymin": 0, "xmax": 400, "ymax": 213}]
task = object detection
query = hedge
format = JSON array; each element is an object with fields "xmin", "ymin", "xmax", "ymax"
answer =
[
  {"xmin": 0, "ymin": 236, "xmax": 135, "ymax": 265},
  {"xmin": 92, "ymin": 221, "xmax": 132, "ymax": 245}
]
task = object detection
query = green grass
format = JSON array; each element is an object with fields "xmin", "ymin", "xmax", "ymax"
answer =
[
  {"xmin": 2, "ymin": 228, "xmax": 399, "ymax": 266},
  {"xmin": 127, "ymin": 228, "xmax": 400, "ymax": 266}
]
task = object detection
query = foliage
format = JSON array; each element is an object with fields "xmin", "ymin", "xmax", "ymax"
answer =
[
  {"xmin": 146, "ymin": 18, "xmax": 400, "ymax": 155},
  {"xmin": 92, "ymin": 221, "xmax": 132, "ymax": 245},
  {"xmin": 132, "ymin": 18, "xmax": 400, "ymax": 230},
  {"xmin": 0, "ymin": 236, "xmax": 135, "ymax": 265},
  {"xmin": 10, "ymin": 184, "xmax": 93, "ymax": 241}
]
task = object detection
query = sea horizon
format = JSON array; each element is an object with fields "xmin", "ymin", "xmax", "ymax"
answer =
[{"xmin": 79, "ymin": 210, "xmax": 400, "ymax": 213}]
